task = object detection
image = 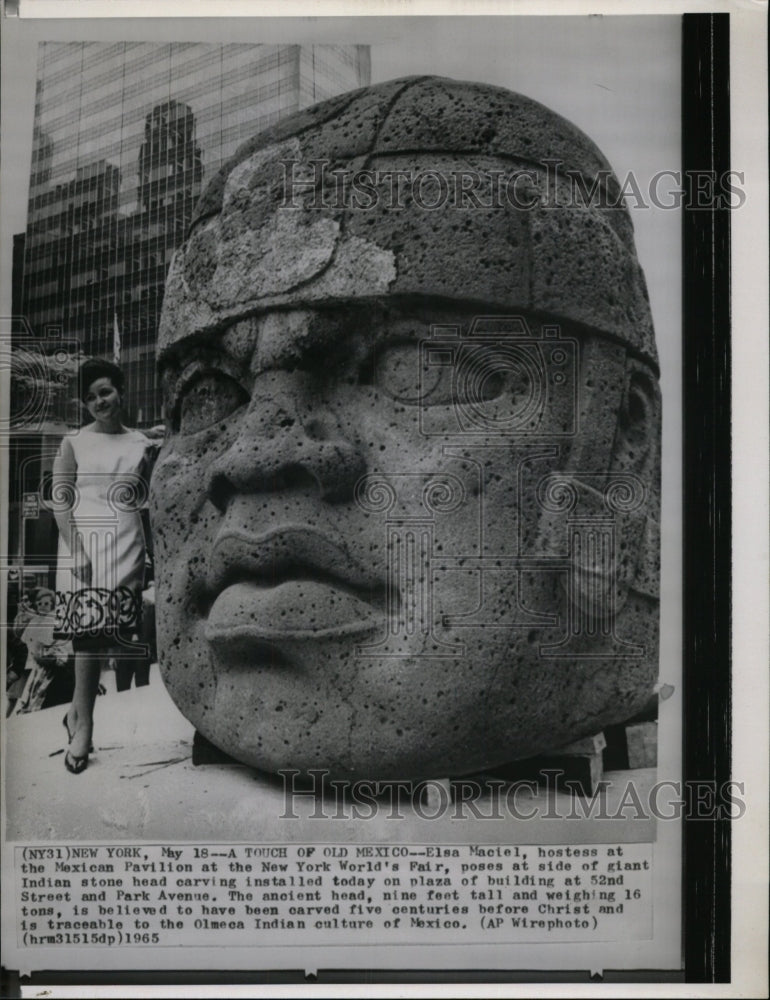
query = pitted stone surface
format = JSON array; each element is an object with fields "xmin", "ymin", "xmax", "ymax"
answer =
[
  {"xmin": 192, "ymin": 77, "xmax": 623, "ymax": 228},
  {"xmin": 528, "ymin": 208, "xmax": 654, "ymax": 356},
  {"xmin": 152, "ymin": 77, "xmax": 661, "ymax": 782}
]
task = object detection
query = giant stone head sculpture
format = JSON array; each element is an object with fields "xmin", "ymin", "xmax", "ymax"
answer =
[{"xmin": 151, "ymin": 77, "xmax": 660, "ymax": 781}]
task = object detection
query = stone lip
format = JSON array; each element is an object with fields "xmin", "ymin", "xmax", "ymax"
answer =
[
  {"xmin": 204, "ymin": 579, "xmax": 385, "ymax": 642},
  {"xmin": 205, "ymin": 525, "xmax": 386, "ymax": 599}
]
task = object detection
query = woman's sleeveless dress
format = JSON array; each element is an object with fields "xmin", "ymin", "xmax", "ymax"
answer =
[{"xmin": 54, "ymin": 426, "xmax": 149, "ymax": 641}]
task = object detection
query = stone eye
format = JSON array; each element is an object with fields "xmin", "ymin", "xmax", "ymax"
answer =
[
  {"xmin": 368, "ymin": 340, "xmax": 453, "ymax": 406},
  {"xmin": 175, "ymin": 371, "xmax": 248, "ymax": 435}
]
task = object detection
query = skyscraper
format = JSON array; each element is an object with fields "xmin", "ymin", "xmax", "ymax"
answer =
[{"xmin": 18, "ymin": 43, "xmax": 371, "ymax": 425}]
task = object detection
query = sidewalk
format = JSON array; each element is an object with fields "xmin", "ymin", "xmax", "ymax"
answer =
[{"xmin": 4, "ymin": 667, "xmax": 657, "ymax": 843}]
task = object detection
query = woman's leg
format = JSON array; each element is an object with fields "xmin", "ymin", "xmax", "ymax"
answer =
[{"xmin": 67, "ymin": 649, "xmax": 102, "ymax": 759}]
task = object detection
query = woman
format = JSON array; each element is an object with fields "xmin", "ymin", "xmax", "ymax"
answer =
[{"xmin": 53, "ymin": 359, "xmax": 152, "ymax": 774}]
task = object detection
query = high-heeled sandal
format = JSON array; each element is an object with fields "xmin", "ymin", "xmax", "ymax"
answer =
[
  {"xmin": 64, "ymin": 749, "xmax": 89, "ymax": 774},
  {"xmin": 62, "ymin": 714, "xmax": 94, "ymax": 753}
]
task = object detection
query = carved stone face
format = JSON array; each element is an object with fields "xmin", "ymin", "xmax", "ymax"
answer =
[
  {"xmin": 151, "ymin": 298, "xmax": 659, "ymax": 780},
  {"xmin": 151, "ymin": 77, "xmax": 661, "ymax": 780}
]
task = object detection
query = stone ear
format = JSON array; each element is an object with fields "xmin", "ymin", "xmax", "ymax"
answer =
[
  {"xmin": 611, "ymin": 359, "xmax": 661, "ymax": 496},
  {"xmin": 531, "ymin": 344, "xmax": 661, "ymax": 652},
  {"xmin": 610, "ymin": 358, "xmax": 661, "ymax": 603}
]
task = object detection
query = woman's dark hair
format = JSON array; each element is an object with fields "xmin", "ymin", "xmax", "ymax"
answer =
[{"xmin": 79, "ymin": 358, "xmax": 125, "ymax": 402}]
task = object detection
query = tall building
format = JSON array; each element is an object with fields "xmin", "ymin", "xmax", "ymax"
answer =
[
  {"xmin": 18, "ymin": 42, "xmax": 371, "ymax": 425},
  {"xmin": 9, "ymin": 43, "xmax": 370, "ymax": 579}
]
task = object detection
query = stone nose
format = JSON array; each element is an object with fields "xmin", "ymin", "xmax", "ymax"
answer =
[{"xmin": 205, "ymin": 371, "xmax": 366, "ymax": 511}]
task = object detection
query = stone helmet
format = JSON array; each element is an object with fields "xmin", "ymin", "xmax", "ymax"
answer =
[{"xmin": 160, "ymin": 75, "xmax": 657, "ymax": 374}]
